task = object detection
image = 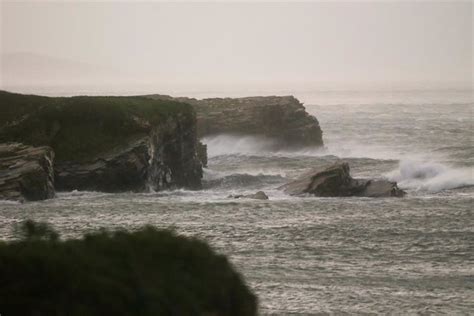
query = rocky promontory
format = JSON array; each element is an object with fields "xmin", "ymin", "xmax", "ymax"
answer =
[
  {"xmin": 0, "ymin": 91, "xmax": 204, "ymax": 198},
  {"xmin": 145, "ymin": 95, "xmax": 324, "ymax": 148},
  {"xmin": 280, "ymin": 162, "xmax": 406, "ymax": 198}
]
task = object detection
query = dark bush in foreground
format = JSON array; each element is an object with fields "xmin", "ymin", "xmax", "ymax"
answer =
[{"xmin": 0, "ymin": 221, "xmax": 257, "ymax": 316}]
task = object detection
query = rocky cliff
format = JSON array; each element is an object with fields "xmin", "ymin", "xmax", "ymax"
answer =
[
  {"xmin": 0, "ymin": 143, "xmax": 55, "ymax": 201},
  {"xmin": 0, "ymin": 91, "xmax": 203, "ymax": 194},
  {"xmin": 145, "ymin": 95, "xmax": 324, "ymax": 148}
]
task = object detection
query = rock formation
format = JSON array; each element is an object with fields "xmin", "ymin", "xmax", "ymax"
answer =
[
  {"xmin": 0, "ymin": 91, "xmax": 203, "ymax": 194},
  {"xmin": 280, "ymin": 162, "xmax": 406, "ymax": 198},
  {"xmin": 145, "ymin": 95, "xmax": 324, "ymax": 148},
  {"xmin": 0, "ymin": 143, "xmax": 55, "ymax": 202}
]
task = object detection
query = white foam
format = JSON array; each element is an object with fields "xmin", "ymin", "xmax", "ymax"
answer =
[
  {"xmin": 56, "ymin": 190, "xmax": 114, "ymax": 199},
  {"xmin": 203, "ymin": 167, "xmax": 287, "ymax": 180},
  {"xmin": 0, "ymin": 199, "xmax": 21, "ymax": 205},
  {"xmin": 385, "ymin": 160, "xmax": 474, "ymax": 192}
]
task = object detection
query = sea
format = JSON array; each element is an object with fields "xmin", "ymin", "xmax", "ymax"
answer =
[{"xmin": 0, "ymin": 88, "xmax": 473, "ymax": 314}]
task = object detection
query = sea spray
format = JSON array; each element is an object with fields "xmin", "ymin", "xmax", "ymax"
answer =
[
  {"xmin": 203, "ymin": 134, "xmax": 418, "ymax": 161},
  {"xmin": 203, "ymin": 135, "xmax": 278, "ymax": 157},
  {"xmin": 386, "ymin": 160, "xmax": 474, "ymax": 192}
]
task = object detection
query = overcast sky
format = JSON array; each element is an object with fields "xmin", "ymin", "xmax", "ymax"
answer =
[{"xmin": 1, "ymin": 1, "xmax": 472, "ymax": 92}]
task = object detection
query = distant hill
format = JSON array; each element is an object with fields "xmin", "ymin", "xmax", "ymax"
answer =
[{"xmin": 1, "ymin": 52, "xmax": 124, "ymax": 88}]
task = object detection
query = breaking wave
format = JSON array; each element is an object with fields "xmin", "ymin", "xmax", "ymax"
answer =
[
  {"xmin": 202, "ymin": 135, "xmax": 473, "ymax": 193},
  {"xmin": 386, "ymin": 160, "xmax": 474, "ymax": 192}
]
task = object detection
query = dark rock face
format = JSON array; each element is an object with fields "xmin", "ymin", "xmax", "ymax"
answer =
[
  {"xmin": 55, "ymin": 138, "xmax": 150, "ymax": 192},
  {"xmin": 0, "ymin": 143, "xmax": 55, "ymax": 201},
  {"xmin": 147, "ymin": 115, "xmax": 203, "ymax": 191},
  {"xmin": 228, "ymin": 191, "xmax": 269, "ymax": 200},
  {"xmin": 146, "ymin": 95, "xmax": 324, "ymax": 148},
  {"xmin": 280, "ymin": 162, "xmax": 405, "ymax": 198},
  {"xmin": 196, "ymin": 141, "xmax": 208, "ymax": 168},
  {"xmin": 55, "ymin": 116, "xmax": 203, "ymax": 193}
]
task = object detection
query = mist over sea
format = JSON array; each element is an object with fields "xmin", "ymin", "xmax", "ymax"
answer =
[{"xmin": 1, "ymin": 89, "xmax": 472, "ymax": 314}]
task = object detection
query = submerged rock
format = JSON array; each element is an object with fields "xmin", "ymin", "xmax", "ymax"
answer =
[
  {"xmin": 0, "ymin": 143, "xmax": 55, "ymax": 201},
  {"xmin": 146, "ymin": 94, "xmax": 324, "ymax": 149},
  {"xmin": 280, "ymin": 162, "xmax": 405, "ymax": 198},
  {"xmin": 228, "ymin": 191, "xmax": 269, "ymax": 200}
]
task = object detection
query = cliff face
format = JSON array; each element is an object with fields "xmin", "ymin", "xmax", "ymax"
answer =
[
  {"xmin": 0, "ymin": 91, "xmax": 203, "ymax": 194},
  {"xmin": 55, "ymin": 114, "xmax": 202, "ymax": 192},
  {"xmin": 146, "ymin": 95, "xmax": 324, "ymax": 148},
  {"xmin": 0, "ymin": 143, "xmax": 55, "ymax": 201}
]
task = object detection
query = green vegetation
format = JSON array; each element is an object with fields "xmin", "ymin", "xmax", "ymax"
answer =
[
  {"xmin": 0, "ymin": 220, "xmax": 257, "ymax": 316},
  {"xmin": 0, "ymin": 91, "xmax": 194, "ymax": 162}
]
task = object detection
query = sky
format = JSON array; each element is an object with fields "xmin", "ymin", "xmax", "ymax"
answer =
[{"xmin": 0, "ymin": 1, "xmax": 472, "ymax": 94}]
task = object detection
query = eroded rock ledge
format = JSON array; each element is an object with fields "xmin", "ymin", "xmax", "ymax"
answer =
[
  {"xmin": 0, "ymin": 143, "xmax": 55, "ymax": 201},
  {"xmin": 280, "ymin": 162, "xmax": 405, "ymax": 198},
  {"xmin": 145, "ymin": 95, "xmax": 324, "ymax": 148}
]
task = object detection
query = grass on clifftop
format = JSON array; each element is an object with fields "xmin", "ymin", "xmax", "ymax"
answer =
[
  {"xmin": 0, "ymin": 91, "xmax": 194, "ymax": 162},
  {"xmin": 0, "ymin": 220, "xmax": 257, "ymax": 316}
]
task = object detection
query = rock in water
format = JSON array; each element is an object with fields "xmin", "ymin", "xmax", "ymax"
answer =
[
  {"xmin": 0, "ymin": 143, "xmax": 55, "ymax": 201},
  {"xmin": 250, "ymin": 191, "xmax": 270, "ymax": 200},
  {"xmin": 363, "ymin": 180, "xmax": 406, "ymax": 198},
  {"xmin": 228, "ymin": 191, "xmax": 269, "ymax": 200},
  {"xmin": 280, "ymin": 162, "xmax": 405, "ymax": 198},
  {"xmin": 145, "ymin": 95, "xmax": 324, "ymax": 148}
]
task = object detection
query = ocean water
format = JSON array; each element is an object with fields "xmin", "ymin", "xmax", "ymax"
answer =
[{"xmin": 0, "ymin": 89, "xmax": 473, "ymax": 314}]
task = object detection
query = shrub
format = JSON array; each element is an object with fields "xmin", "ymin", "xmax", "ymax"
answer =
[{"xmin": 0, "ymin": 221, "xmax": 257, "ymax": 316}]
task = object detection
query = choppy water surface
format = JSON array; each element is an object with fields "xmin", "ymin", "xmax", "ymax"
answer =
[{"xmin": 1, "ymin": 90, "xmax": 473, "ymax": 314}]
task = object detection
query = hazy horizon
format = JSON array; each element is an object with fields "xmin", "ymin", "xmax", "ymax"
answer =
[{"xmin": 1, "ymin": 1, "xmax": 472, "ymax": 94}]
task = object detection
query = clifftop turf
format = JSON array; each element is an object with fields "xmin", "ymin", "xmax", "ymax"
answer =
[{"xmin": 0, "ymin": 90, "xmax": 194, "ymax": 162}]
